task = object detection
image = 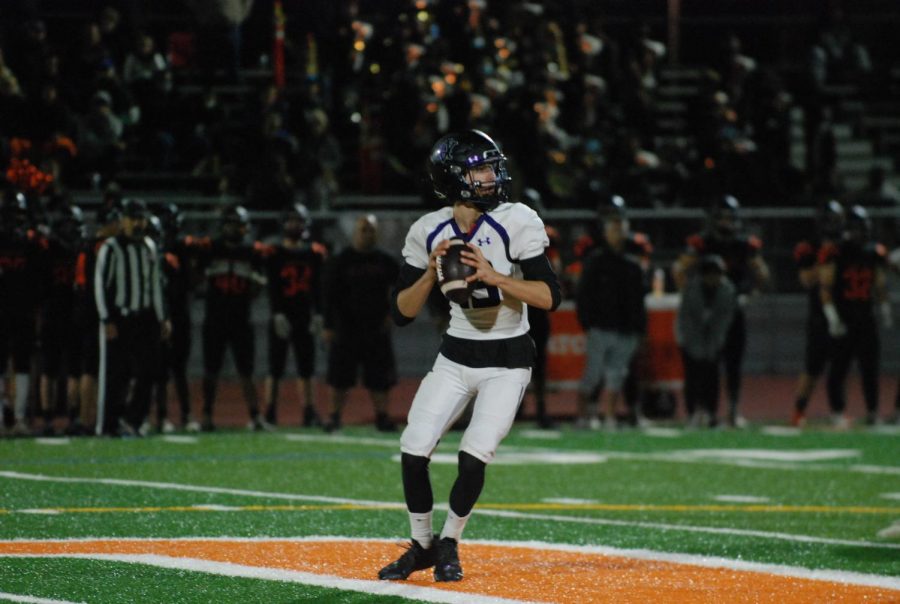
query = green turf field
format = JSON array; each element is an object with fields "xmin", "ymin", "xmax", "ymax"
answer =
[{"xmin": 1, "ymin": 424, "xmax": 898, "ymax": 603}]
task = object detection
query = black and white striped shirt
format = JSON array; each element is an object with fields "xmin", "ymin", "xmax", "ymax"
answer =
[{"xmin": 94, "ymin": 235, "xmax": 166, "ymax": 322}]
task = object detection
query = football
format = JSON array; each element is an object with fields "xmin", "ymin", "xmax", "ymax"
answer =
[{"xmin": 437, "ymin": 238, "xmax": 475, "ymax": 305}]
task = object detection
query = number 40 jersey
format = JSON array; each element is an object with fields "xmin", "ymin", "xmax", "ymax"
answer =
[{"xmin": 402, "ymin": 202, "xmax": 549, "ymax": 341}]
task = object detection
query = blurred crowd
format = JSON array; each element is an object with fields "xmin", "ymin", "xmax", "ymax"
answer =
[
  {"xmin": 1, "ymin": 1, "xmax": 899, "ymax": 437},
  {"xmin": 1, "ymin": 1, "xmax": 897, "ymax": 212}
]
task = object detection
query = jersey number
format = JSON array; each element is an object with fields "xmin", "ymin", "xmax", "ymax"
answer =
[
  {"xmin": 468, "ymin": 283, "xmax": 502, "ymax": 308},
  {"xmin": 213, "ymin": 274, "xmax": 248, "ymax": 295},
  {"xmin": 842, "ymin": 267, "xmax": 873, "ymax": 301},
  {"xmin": 281, "ymin": 264, "xmax": 312, "ymax": 296}
]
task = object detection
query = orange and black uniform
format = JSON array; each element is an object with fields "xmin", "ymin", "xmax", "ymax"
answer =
[
  {"xmin": 266, "ymin": 240, "xmax": 327, "ymax": 380},
  {"xmin": 186, "ymin": 236, "xmax": 267, "ymax": 418},
  {"xmin": 73, "ymin": 238, "xmax": 106, "ymax": 377},
  {"xmin": 156, "ymin": 240, "xmax": 193, "ymax": 425},
  {"xmin": 818, "ymin": 240, "xmax": 886, "ymax": 415},
  {"xmin": 39, "ymin": 237, "xmax": 79, "ymax": 380},
  {"xmin": 793, "ymin": 239, "xmax": 832, "ymax": 381},
  {"xmin": 685, "ymin": 231, "xmax": 762, "ymax": 407},
  {"xmin": 0, "ymin": 228, "xmax": 47, "ymax": 374}
]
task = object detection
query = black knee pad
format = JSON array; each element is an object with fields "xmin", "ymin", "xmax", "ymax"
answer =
[
  {"xmin": 401, "ymin": 452, "xmax": 430, "ymax": 475},
  {"xmin": 401, "ymin": 453, "xmax": 432, "ymax": 513},
  {"xmin": 457, "ymin": 450, "xmax": 486, "ymax": 480}
]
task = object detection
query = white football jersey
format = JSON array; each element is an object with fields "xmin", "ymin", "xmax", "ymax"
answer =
[{"xmin": 402, "ymin": 202, "xmax": 549, "ymax": 340}]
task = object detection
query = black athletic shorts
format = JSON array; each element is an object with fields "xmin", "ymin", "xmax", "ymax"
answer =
[
  {"xmin": 326, "ymin": 330, "xmax": 396, "ymax": 391},
  {"xmin": 268, "ymin": 318, "xmax": 315, "ymax": 379},
  {"xmin": 203, "ymin": 317, "xmax": 255, "ymax": 377}
]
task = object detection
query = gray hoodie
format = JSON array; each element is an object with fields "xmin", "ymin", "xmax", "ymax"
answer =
[{"xmin": 676, "ymin": 274, "xmax": 737, "ymax": 361}]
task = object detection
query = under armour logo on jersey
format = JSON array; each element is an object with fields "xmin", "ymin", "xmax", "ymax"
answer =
[{"xmin": 477, "ymin": 236, "xmax": 492, "ymax": 247}]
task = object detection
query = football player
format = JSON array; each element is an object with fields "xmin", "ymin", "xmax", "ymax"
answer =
[
  {"xmin": 818, "ymin": 205, "xmax": 889, "ymax": 428},
  {"xmin": 39, "ymin": 205, "xmax": 84, "ymax": 436},
  {"xmin": 185, "ymin": 205, "xmax": 270, "ymax": 432},
  {"xmin": 672, "ymin": 195, "xmax": 769, "ymax": 427},
  {"xmin": 790, "ymin": 200, "xmax": 844, "ymax": 427},
  {"xmin": 264, "ymin": 203, "xmax": 326, "ymax": 427},
  {"xmin": 155, "ymin": 204, "xmax": 194, "ymax": 431},
  {"xmin": 0, "ymin": 190, "xmax": 47, "ymax": 436},
  {"xmin": 378, "ymin": 130, "xmax": 561, "ymax": 582}
]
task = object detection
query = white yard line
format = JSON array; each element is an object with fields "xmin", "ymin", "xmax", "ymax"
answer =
[
  {"xmin": 160, "ymin": 436, "xmax": 198, "ymax": 444},
  {"xmin": 0, "ymin": 592, "xmax": 85, "ymax": 604},
  {"xmin": 479, "ymin": 509, "xmax": 900, "ymax": 550},
  {"xmin": 285, "ymin": 433, "xmax": 900, "ymax": 476},
  {"xmin": 0, "ymin": 471, "xmax": 400, "ymax": 508},
  {"xmin": 0, "ymin": 553, "xmax": 539, "ymax": 604},
  {"xmin": 713, "ymin": 495, "xmax": 772, "ymax": 503},
  {"xmin": 760, "ymin": 426, "xmax": 801, "ymax": 437},
  {"xmin": 1, "ymin": 471, "xmax": 898, "ymax": 551}
]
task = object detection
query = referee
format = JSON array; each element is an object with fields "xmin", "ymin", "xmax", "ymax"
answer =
[{"xmin": 94, "ymin": 198, "xmax": 171, "ymax": 435}]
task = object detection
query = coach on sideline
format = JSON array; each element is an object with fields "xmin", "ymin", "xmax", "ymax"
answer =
[{"xmin": 94, "ymin": 198, "xmax": 171, "ymax": 436}]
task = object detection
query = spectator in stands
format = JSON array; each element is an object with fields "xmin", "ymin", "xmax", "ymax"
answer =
[
  {"xmin": 98, "ymin": 6, "xmax": 131, "ymax": 69},
  {"xmin": 186, "ymin": 0, "xmax": 255, "ymax": 83},
  {"xmin": 0, "ymin": 48, "xmax": 22, "ymax": 98},
  {"xmin": 299, "ymin": 108, "xmax": 343, "ymax": 208},
  {"xmin": 80, "ymin": 90, "xmax": 125, "ymax": 179},
  {"xmin": 66, "ymin": 22, "xmax": 111, "ymax": 107},
  {"xmin": 322, "ymin": 214, "xmax": 399, "ymax": 433},
  {"xmin": 5, "ymin": 19, "xmax": 51, "ymax": 96},
  {"xmin": 676, "ymin": 254, "xmax": 736, "ymax": 428},
  {"xmin": 123, "ymin": 33, "xmax": 169, "ymax": 96}
]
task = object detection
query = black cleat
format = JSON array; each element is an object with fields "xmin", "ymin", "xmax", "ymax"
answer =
[
  {"xmin": 433, "ymin": 537, "xmax": 463, "ymax": 582},
  {"xmin": 323, "ymin": 411, "xmax": 342, "ymax": 433},
  {"xmin": 375, "ymin": 412, "xmax": 397, "ymax": 432},
  {"xmin": 303, "ymin": 406, "xmax": 322, "ymax": 428},
  {"xmin": 378, "ymin": 539, "xmax": 436, "ymax": 580}
]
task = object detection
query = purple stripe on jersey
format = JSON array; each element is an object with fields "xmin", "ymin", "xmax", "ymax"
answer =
[
  {"xmin": 482, "ymin": 214, "xmax": 515, "ymax": 263},
  {"xmin": 425, "ymin": 218, "xmax": 458, "ymax": 254}
]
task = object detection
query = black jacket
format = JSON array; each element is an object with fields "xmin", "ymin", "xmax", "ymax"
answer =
[{"xmin": 576, "ymin": 245, "xmax": 646, "ymax": 334}]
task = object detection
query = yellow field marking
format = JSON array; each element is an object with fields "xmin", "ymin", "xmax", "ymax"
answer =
[{"xmin": 6, "ymin": 502, "xmax": 899, "ymax": 515}]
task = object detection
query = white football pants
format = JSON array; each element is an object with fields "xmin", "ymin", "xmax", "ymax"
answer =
[{"xmin": 400, "ymin": 353, "xmax": 531, "ymax": 464}]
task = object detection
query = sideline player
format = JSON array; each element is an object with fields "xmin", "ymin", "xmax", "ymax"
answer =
[
  {"xmin": 186, "ymin": 205, "xmax": 269, "ymax": 432},
  {"xmin": 672, "ymin": 195, "xmax": 769, "ymax": 427},
  {"xmin": 264, "ymin": 203, "xmax": 326, "ymax": 427},
  {"xmin": 818, "ymin": 205, "xmax": 889, "ymax": 427},
  {"xmin": 790, "ymin": 200, "xmax": 844, "ymax": 427},
  {"xmin": 378, "ymin": 130, "xmax": 561, "ymax": 582}
]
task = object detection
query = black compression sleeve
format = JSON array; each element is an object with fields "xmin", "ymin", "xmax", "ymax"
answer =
[
  {"xmin": 391, "ymin": 263, "xmax": 427, "ymax": 326},
  {"xmin": 520, "ymin": 254, "xmax": 562, "ymax": 311}
]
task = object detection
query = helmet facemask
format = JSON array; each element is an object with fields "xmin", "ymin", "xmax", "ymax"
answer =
[{"xmin": 429, "ymin": 130, "xmax": 511, "ymax": 212}]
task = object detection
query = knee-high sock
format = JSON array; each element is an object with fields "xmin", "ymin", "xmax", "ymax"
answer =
[{"xmin": 15, "ymin": 374, "xmax": 30, "ymax": 420}]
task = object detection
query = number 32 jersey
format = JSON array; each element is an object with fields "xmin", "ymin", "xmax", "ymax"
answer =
[{"xmin": 402, "ymin": 202, "xmax": 549, "ymax": 341}]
